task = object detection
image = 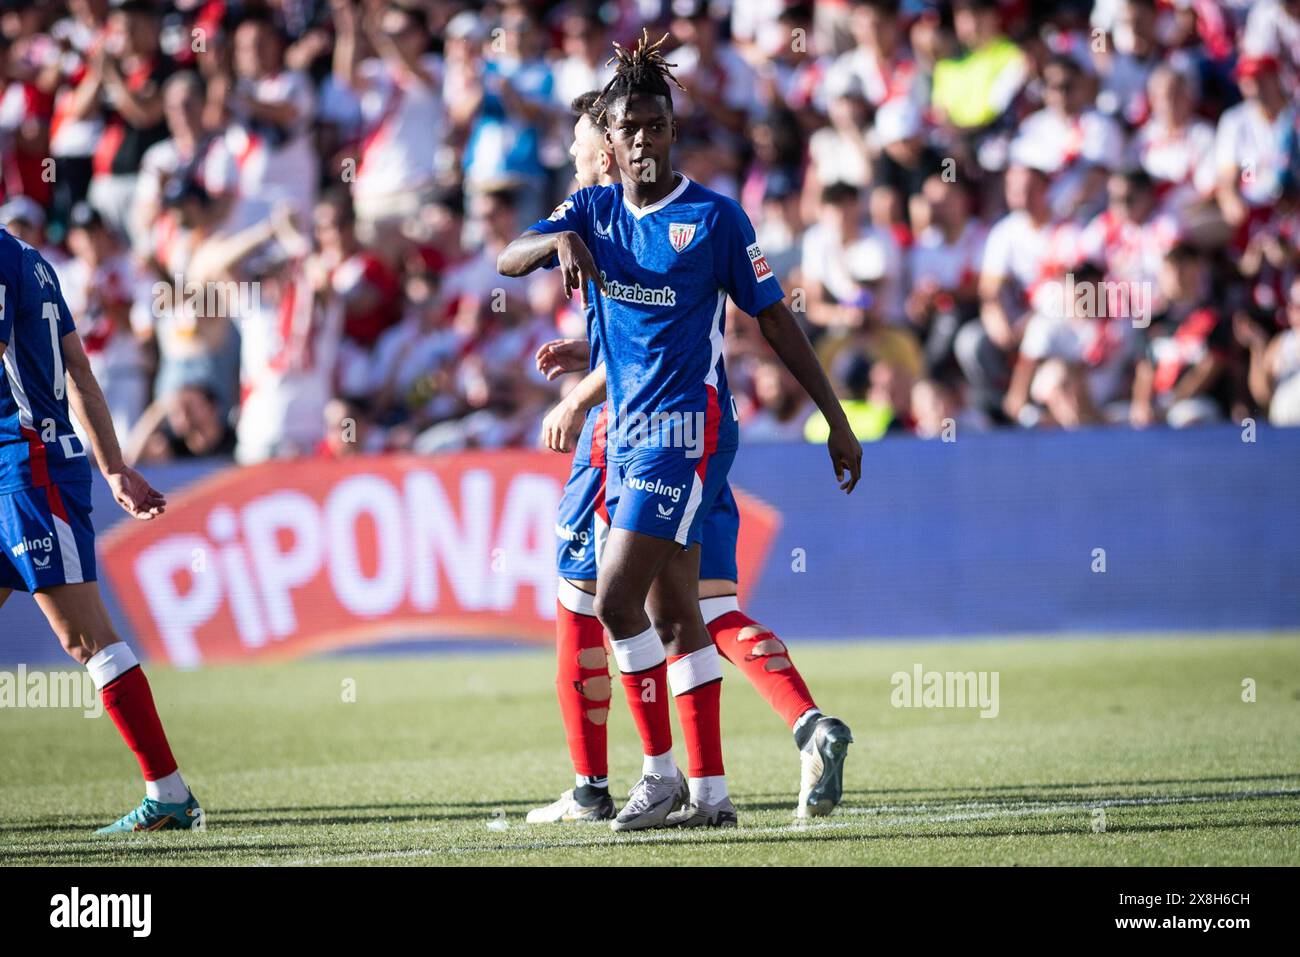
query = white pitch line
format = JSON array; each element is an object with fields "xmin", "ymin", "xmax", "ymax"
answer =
[{"xmin": 275, "ymin": 787, "xmax": 1300, "ymax": 865}]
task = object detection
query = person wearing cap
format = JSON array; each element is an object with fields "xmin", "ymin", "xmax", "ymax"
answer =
[
  {"xmin": 1214, "ymin": 54, "xmax": 1297, "ymax": 233},
  {"xmin": 1240, "ymin": 0, "xmax": 1300, "ymax": 83}
]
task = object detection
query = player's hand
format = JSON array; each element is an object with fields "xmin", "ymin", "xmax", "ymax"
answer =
[
  {"xmin": 556, "ymin": 232, "xmax": 605, "ymax": 305},
  {"xmin": 535, "ymin": 338, "xmax": 591, "ymax": 380},
  {"xmin": 827, "ymin": 421, "xmax": 862, "ymax": 493},
  {"xmin": 540, "ymin": 396, "xmax": 585, "ymax": 453},
  {"xmin": 107, "ymin": 466, "xmax": 167, "ymax": 520}
]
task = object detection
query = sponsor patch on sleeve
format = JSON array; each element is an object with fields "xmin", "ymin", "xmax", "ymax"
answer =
[
  {"xmin": 548, "ymin": 200, "xmax": 575, "ymax": 222},
  {"xmin": 747, "ymin": 242, "xmax": 773, "ymax": 282}
]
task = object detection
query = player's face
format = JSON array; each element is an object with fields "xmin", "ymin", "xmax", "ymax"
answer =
[
  {"xmin": 570, "ymin": 115, "xmax": 609, "ymax": 188},
  {"xmin": 605, "ymin": 94, "xmax": 676, "ymax": 187}
]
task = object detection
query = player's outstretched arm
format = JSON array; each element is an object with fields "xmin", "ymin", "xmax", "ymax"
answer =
[
  {"xmin": 60, "ymin": 331, "xmax": 166, "ymax": 520},
  {"xmin": 755, "ymin": 300, "xmax": 863, "ymax": 493},
  {"xmin": 540, "ymin": 363, "xmax": 607, "ymax": 453},
  {"xmin": 497, "ymin": 230, "xmax": 605, "ymax": 302}
]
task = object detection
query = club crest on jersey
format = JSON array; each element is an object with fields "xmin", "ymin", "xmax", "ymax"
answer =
[
  {"xmin": 668, "ymin": 222, "xmax": 697, "ymax": 253},
  {"xmin": 747, "ymin": 242, "xmax": 774, "ymax": 282}
]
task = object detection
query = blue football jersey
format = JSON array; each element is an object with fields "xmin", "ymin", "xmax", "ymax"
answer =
[
  {"xmin": 571, "ymin": 295, "xmax": 606, "ymax": 469},
  {"xmin": 0, "ymin": 229, "xmax": 92, "ymax": 493},
  {"xmin": 531, "ymin": 174, "xmax": 784, "ymax": 463}
]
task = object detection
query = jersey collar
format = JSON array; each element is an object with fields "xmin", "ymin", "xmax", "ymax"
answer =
[{"xmin": 622, "ymin": 173, "xmax": 691, "ymax": 220}]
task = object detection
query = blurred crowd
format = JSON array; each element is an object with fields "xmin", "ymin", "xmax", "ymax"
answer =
[{"xmin": 1, "ymin": 0, "xmax": 1298, "ymax": 464}]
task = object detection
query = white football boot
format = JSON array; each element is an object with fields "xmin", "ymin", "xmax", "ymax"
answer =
[{"xmin": 610, "ymin": 769, "xmax": 689, "ymax": 832}]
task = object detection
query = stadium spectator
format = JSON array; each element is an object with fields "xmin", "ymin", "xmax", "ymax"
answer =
[
  {"xmin": 0, "ymin": 0, "xmax": 1294, "ymax": 462},
  {"xmin": 1214, "ymin": 55, "xmax": 1297, "ymax": 236},
  {"xmin": 1127, "ymin": 63, "xmax": 1221, "ymax": 239},
  {"xmin": 61, "ymin": 201, "xmax": 151, "ymax": 443},
  {"xmin": 1238, "ymin": 274, "xmax": 1300, "ymax": 426},
  {"xmin": 332, "ymin": 0, "xmax": 444, "ymax": 241},
  {"xmin": 930, "ymin": 0, "xmax": 1027, "ymax": 133},
  {"xmin": 1131, "ymin": 244, "xmax": 1241, "ymax": 428},
  {"xmin": 906, "ymin": 174, "xmax": 985, "ymax": 378},
  {"xmin": 1011, "ymin": 53, "xmax": 1125, "ymax": 221},
  {"xmin": 69, "ymin": 0, "xmax": 170, "ymax": 235}
]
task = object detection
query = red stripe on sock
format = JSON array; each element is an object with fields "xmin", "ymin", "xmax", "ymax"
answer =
[
  {"xmin": 709, "ymin": 609, "xmax": 817, "ymax": 729},
  {"xmin": 555, "ymin": 601, "xmax": 609, "ymax": 778},
  {"xmin": 100, "ymin": 667, "xmax": 178, "ymax": 782}
]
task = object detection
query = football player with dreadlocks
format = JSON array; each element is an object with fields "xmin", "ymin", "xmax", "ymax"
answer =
[
  {"xmin": 500, "ymin": 32, "xmax": 861, "ymax": 830},
  {"xmin": 527, "ymin": 91, "xmax": 857, "ymax": 826}
]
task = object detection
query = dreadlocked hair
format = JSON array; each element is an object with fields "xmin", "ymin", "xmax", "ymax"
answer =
[{"xmin": 596, "ymin": 29, "xmax": 687, "ymax": 120}]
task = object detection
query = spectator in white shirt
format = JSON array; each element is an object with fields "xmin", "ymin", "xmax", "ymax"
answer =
[
  {"xmin": 1129, "ymin": 63, "xmax": 1220, "ymax": 236},
  {"xmin": 333, "ymin": 1, "xmax": 445, "ymax": 240},
  {"xmin": 220, "ymin": 12, "xmax": 319, "ymax": 231},
  {"xmin": 1215, "ymin": 55, "xmax": 1298, "ymax": 232},
  {"xmin": 1011, "ymin": 54, "xmax": 1125, "ymax": 221}
]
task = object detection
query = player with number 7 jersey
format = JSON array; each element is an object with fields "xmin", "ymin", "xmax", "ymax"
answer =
[{"xmin": 0, "ymin": 226, "xmax": 203, "ymax": 834}]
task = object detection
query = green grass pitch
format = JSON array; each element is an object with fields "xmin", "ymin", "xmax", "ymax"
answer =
[{"xmin": 2, "ymin": 634, "xmax": 1297, "ymax": 866}]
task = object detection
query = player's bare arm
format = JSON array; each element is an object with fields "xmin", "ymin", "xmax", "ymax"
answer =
[
  {"xmin": 754, "ymin": 299, "xmax": 863, "ymax": 493},
  {"xmin": 497, "ymin": 229, "xmax": 605, "ymax": 303},
  {"xmin": 541, "ymin": 363, "xmax": 607, "ymax": 453},
  {"xmin": 56, "ymin": 332, "xmax": 166, "ymax": 520}
]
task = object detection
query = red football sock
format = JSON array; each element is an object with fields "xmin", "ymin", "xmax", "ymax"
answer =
[
  {"xmin": 618, "ymin": 664, "xmax": 673, "ymax": 757},
  {"xmin": 554, "ymin": 599, "xmax": 610, "ymax": 779},
  {"xmin": 708, "ymin": 608, "xmax": 817, "ymax": 729},
  {"xmin": 101, "ymin": 667, "xmax": 178, "ymax": 782},
  {"xmin": 668, "ymin": 647, "xmax": 725, "ymax": 778}
]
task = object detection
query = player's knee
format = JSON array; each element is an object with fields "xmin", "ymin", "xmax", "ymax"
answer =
[
  {"xmin": 58, "ymin": 631, "xmax": 97, "ymax": 665},
  {"xmin": 649, "ymin": 610, "xmax": 693, "ymax": 647},
  {"xmin": 593, "ymin": 589, "xmax": 640, "ymax": 639}
]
